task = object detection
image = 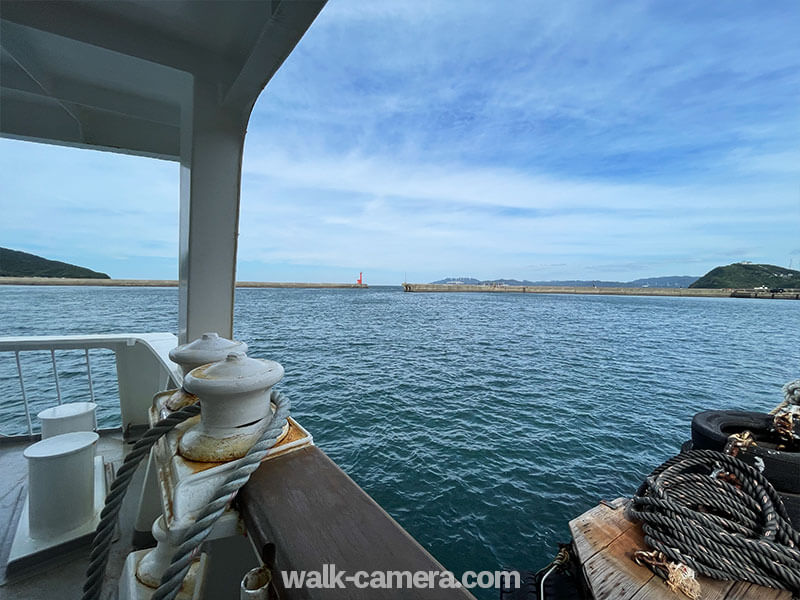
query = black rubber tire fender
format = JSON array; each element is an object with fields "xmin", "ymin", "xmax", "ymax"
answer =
[
  {"xmin": 691, "ymin": 410, "xmax": 800, "ymax": 493},
  {"xmin": 691, "ymin": 410, "xmax": 773, "ymax": 449},
  {"xmin": 747, "ymin": 445, "xmax": 800, "ymax": 494},
  {"xmin": 778, "ymin": 490, "xmax": 800, "ymax": 531}
]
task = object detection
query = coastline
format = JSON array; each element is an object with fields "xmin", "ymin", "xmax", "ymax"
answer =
[
  {"xmin": 2, "ymin": 278, "xmax": 797, "ymax": 299},
  {"xmin": 402, "ymin": 283, "xmax": 800, "ymax": 299},
  {"xmin": 0, "ymin": 277, "xmax": 368, "ymax": 289}
]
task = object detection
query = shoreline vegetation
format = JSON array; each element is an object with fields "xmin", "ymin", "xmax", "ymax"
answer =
[{"xmin": 0, "ymin": 247, "xmax": 110, "ymax": 279}]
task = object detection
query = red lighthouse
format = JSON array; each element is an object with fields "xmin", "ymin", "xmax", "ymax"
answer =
[{"xmin": 357, "ymin": 272, "xmax": 363, "ymax": 285}]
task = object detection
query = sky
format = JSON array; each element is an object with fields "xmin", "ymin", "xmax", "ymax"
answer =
[{"xmin": 1, "ymin": 1, "xmax": 799, "ymax": 285}]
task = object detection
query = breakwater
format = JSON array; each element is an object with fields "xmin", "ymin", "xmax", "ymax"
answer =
[
  {"xmin": 0, "ymin": 277, "xmax": 367, "ymax": 289},
  {"xmin": 402, "ymin": 283, "xmax": 799, "ymax": 299}
]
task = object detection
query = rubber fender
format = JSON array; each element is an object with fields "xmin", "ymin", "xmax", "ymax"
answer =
[
  {"xmin": 778, "ymin": 490, "xmax": 800, "ymax": 531},
  {"xmin": 499, "ymin": 570, "xmax": 537, "ymax": 599},
  {"xmin": 691, "ymin": 410, "xmax": 800, "ymax": 493},
  {"xmin": 499, "ymin": 561, "xmax": 587, "ymax": 599},
  {"xmin": 691, "ymin": 411, "xmax": 773, "ymax": 449}
]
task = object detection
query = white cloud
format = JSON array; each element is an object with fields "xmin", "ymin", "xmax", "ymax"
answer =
[{"xmin": 3, "ymin": 1, "xmax": 799, "ymax": 282}]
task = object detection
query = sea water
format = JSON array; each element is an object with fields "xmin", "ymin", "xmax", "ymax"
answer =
[{"xmin": 1, "ymin": 285, "xmax": 797, "ymax": 596}]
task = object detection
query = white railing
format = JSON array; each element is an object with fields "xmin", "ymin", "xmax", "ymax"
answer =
[{"xmin": 0, "ymin": 333, "xmax": 181, "ymax": 437}]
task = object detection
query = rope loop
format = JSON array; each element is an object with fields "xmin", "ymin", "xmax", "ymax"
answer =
[
  {"xmin": 82, "ymin": 403, "xmax": 201, "ymax": 600},
  {"xmin": 82, "ymin": 390, "xmax": 291, "ymax": 600},
  {"xmin": 151, "ymin": 389, "xmax": 290, "ymax": 600}
]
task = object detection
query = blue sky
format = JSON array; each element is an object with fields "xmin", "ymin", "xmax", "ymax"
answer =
[{"xmin": 2, "ymin": 1, "xmax": 799, "ymax": 284}]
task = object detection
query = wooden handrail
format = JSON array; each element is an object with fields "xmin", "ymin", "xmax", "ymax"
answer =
[{"xmin": 239, "ymin": 445, "xmax": 476, "ymax": 599}]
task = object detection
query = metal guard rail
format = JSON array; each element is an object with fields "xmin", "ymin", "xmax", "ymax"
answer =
[{"xmin": 0, "ymin": 333, "xmax": 181, "ymax": 437}]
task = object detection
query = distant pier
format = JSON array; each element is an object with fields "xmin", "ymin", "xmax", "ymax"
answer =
[
  {"xmin": 0, "ymin": 277, "xmax": 368, "ymax": 289},
  {"xmin": 402, "ymin": 283, "xmax": 799, "ymax": 299}
]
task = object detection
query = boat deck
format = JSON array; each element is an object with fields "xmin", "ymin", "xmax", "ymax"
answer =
[
  {"xmin": 0, "ymin": 431, "xmax": 138, "ymax": 599},
  {"xmin": 569, "ymin": 498, "xmax": 792, "ymax": 600}
]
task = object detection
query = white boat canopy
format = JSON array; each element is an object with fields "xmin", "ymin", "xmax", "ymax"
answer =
[{"xmin": 0, "ymin": 0, "xmax": 326, "ymax": 342}]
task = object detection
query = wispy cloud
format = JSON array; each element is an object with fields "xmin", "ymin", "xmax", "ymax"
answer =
[
  {"xmin": 0, "ymin": 141, "xmax": 178, "ymax": 277},
  {"xmin": 2, "ymin": 0, "xmax": 798, "ymax": 282}
]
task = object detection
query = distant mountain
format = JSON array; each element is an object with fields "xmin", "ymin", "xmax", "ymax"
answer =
[
  {"xmin": 431, "ymin": 275, "xmax": 698, "ymax": 288},
  {"xmin": 690, "ymin": 263, "xmax": 800, "ymax": 289},
  {"xmin": 431, "ymin": 277, "xmax": 483, "ymax": 285},
  {"xmin": 628, "ymin": 276, "xmax": 699, "ymax": 288},
  {"xmin": 0, "ymin": 247, "xmax": 110, "ymax": 279}
]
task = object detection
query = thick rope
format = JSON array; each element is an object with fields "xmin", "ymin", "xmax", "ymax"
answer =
[
  {"xmin": 82, "ymin": 403, "xmax": 201, "ymax": 600},
  {"xmin": 783, "ymin": 378, "xmax": 800, "ymax": 406},
  {"xmin": 151, "ymin": 390, "xmax": 290, "ymax": 600},
  {"xmin": 630, "ymin": 449, "xmax": 800, "ymax": 594}
]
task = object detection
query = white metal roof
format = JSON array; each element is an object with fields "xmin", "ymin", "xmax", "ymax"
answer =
[{"xmin": 0, "ymin": 0, "xmax": 326, "ymax": 160}]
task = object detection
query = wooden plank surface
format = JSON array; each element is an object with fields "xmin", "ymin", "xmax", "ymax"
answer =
[
  {"xmin": 570, "ymin": 500, "xmax": 792, "ymax": 600},
  {"xmin": 723, "ymin": 583, "xmax": 792, "ymax": 600},
  {"xmin": 583, "ymin": 527, "xmax": 655, "ymax": 600},
  {"xmin": 569, "ymin": 498, "xmax": 633, "ymax": 563}
]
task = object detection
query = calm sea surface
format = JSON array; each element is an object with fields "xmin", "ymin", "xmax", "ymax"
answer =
[{"xmin": 1, "ymin": 286, "xmax": 797, "ymax": 596}]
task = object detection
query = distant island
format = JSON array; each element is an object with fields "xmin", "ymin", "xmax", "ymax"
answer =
[
  {"xmin": 432, "ymin": 263, "xmax": 800, "ymax": 291},
  {"xmin": 0, "ymin": 247, "xmax": 110, "ymax": 279},
  {"xmin": 432, "ymin": 275, "xmax": 699, "ymax": 288},
  {"xmin": 690, "ymin": 262, "xmax": 800, "ymax": 289}
]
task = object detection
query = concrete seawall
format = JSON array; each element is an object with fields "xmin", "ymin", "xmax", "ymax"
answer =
[
  {"xmin": 402, "ymin": 283, "xmax": 800, "ymax": 299},
  {"xmin": 0, "ymin": 277, "xmax": 368, "ymax": 289}
]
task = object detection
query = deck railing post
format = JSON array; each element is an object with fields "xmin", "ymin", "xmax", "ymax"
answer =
[
  {"xmin": 14, "ymin": 351, "xmax": 33, "ymax": 435},
  {"xmin": 85, "ymin": 348, "xmax": 95, "ymax": 404},
  {"xmin": 50, "ymin": 348, "xmax": 62, "ymax": 404}
]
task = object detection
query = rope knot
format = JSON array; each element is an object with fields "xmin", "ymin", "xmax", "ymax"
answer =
[
  {"xmin": 665, "ymin": 561, "xmax": 701, "ymax": 600},
  {"xmin": 633, "ymin": 549, "xmax": 700, "ymax": 599},
  {"xmin": 554, "ymin": 546, "xmax": 570, "ymax": 567},
  {"xmin": 723, "ymin": 430, "xmax": 756, "ymax": 457},
  {"xmin": 773, "ymin": 412, "xmax": 798, "ymax": 450}
]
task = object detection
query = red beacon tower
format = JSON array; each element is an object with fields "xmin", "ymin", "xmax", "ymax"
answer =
[{"xmin": 357, "ymin": 272, "xmax": 363, "ymax": 285}]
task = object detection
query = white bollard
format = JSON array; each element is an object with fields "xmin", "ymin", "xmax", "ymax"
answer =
[
  {"xmin": 24, "ymin": 431, "xmax": 99, "ymax": 539},
  {"xmin": 169, "ymin": 332, "xmax": 247, "ymax": 377},
  {"xmin": 37, "ymin": 401, "xmax": 97, "ymax": 439}
]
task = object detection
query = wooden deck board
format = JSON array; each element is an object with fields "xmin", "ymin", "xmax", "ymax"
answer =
[
  {"xmin": 723, "ymin": 583, "xmax": 791, "ymax": 600},
  {"xmin": 569, "ymin": 500, "xmax": 792, "ymax": 600},
  {"xmin": 569, "ymin": 498, "xmax": 634, "ymax": 563},
  {"xmin": 582, "ymin": 526, "xmax": 655, "ymax": 600}
]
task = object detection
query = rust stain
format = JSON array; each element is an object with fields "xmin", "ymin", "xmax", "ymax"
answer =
[
  {"xmin": 177, "ymin": 421, "xmax": 299, "ymax": 468},
  {"xmin": 166, "ymin": 389, "xmax": 199, "ymax": 411}
]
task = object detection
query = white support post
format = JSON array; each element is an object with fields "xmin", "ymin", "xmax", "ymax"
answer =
[
  {"xmin": 15, "ymin": 351, "xmax": 32, "ymax": 436},
  {"xmin": 178, "ymin": 79, "xmax": 247, "ymax": 344},
  {"xmin": 85, "ymin": 348, "xmax": 95, "ymax": 403},
  {"xmin": 50, "ymin": 349, "xmax": 62, "ymax": 404},
  {"xmin": 115, "ymin": 342, "xmax": 170, "ymax": 434}
]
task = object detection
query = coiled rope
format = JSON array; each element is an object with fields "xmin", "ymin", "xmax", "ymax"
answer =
[
  {"xmin": 82, "ymin": 403, "xmax": 201, "ymax": 600},
  {"xmin": 151, "ymin": 389, "xmax": 290, "ymax": 600},
  {"xmin": 630, "ymin": 449, "xmax": 800, "ymax": 595}
]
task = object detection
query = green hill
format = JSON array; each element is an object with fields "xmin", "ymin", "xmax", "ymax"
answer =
[
  {"xmin": 0, "ymin": 247, "xmax": 110, "ymax": 279},
  {"xmin": 689, "ymin": 263, "xmax": 800, "ymax": 289}
]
